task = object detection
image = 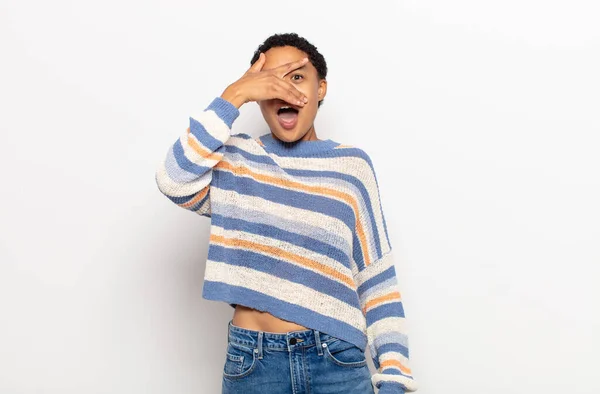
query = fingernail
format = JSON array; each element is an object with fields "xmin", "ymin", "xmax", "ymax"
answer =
[{"xmin": 303, "ymin": 97, "xmax": 308, "ymax": 103}]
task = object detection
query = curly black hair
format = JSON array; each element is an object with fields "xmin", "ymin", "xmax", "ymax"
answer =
[{"xmin": 250, "ymin": 33, "xmax": 328, "ymax": 107}]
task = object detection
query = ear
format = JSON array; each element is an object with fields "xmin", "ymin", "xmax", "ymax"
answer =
[{"xmin": 317, "ymin": 79, "xmax": 328, "ymax": 101}]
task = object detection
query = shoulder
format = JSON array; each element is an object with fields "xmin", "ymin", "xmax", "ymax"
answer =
[
  {"xmin": 307, "ymin": 142, "xmax": 383, "ymax": 198},
  {"xmin": 330, "ymin": 143, "xmax": 380, "ymax": 181}
]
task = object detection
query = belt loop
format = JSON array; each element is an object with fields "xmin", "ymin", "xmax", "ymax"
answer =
[
  {"xmin": 257, "ymin": 331, "xmax": 264, "ymax": 359},
  {"xmin": 314, "ymin": 330, "xmax": 323, "ymax": 356}
]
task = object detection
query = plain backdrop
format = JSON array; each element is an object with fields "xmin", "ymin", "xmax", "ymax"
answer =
[{"xmin": 1, "ymin": 1, "xmax": 599, "ymax": 393}]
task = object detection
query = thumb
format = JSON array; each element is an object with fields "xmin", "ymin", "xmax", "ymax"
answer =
[{"xmin": 246, "ymin": 52, "xmax": 265, "ymax": 74}]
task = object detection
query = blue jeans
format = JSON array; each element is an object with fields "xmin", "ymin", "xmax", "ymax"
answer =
[{"xmin": 222, "ymin": 320, "xmax": 375, "ymax": 394}]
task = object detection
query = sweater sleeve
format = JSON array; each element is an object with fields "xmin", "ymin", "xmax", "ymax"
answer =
[
  {"xmin": 352, "ymin": 153, "xmax": 418, "ymax": 394},
  {"xmin": 155, "ymin": 97, "xmax": 240, "ymax": 217}
]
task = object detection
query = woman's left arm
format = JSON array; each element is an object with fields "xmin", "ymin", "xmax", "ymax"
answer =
[{"xmin": 352, "ymin": 151, "xmax": 419, "ymax": 394}]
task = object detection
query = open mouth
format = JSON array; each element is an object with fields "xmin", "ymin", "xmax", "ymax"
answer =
[{"xmin": 276, "ymin": 105, "xmax": 299, "ymax": 130}]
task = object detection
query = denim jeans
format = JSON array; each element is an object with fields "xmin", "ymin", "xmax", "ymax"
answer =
[{"xmin": 222, "ymin": 320, "xmax": 375, "ymax": 394}]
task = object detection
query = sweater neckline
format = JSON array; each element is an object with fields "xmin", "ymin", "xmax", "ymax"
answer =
[{"xmin": 258, "ymin": 132, "xmax": 339, "ymax": 156}]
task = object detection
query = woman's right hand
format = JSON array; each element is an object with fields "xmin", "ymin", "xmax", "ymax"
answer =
[{"xmin": 220, "ymin": 52, "xmax": 310, "ymax": 109}]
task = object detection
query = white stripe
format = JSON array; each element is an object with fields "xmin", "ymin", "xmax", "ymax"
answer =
[
  {"xmin": 226, "ymin": 134, "xmax": 267, "ymax": 154},
  {"xmin": 366, "ymin": 316, "xmax": 408, "ymax": 342},
  {"xmin": 155, "ymin": 159, "xmax": 212, "ymax": 197},
  {"xmin": 189, "ymin": 109, "xmax": 231, "ymax": 143},
  {"xmin": 371, "ymin": 374, "xmax": 418, "ymax": 392}
]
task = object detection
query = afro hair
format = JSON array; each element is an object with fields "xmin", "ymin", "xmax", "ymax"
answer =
[{"xmin": 250, "ymin": 33, "xmax": 328, "ymax": 107}]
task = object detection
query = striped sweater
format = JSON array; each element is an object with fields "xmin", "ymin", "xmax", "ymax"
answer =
[{"xmin": 155, "ymin": 97, "xmax": 418, "ymax": 393}]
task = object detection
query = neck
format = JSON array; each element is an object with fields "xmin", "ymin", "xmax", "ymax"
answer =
[{"xmin": 300, "ymin": 125, "xmax": 320, "ymax": 141}]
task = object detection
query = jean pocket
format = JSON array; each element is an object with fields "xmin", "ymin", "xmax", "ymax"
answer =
[
  {"xmin": 323, "ymin": 337, "xmax": 368, "ymax": 368},
  {"xmin": 223, "ymin": 340, "xmax": 258, "ymax": 379}
]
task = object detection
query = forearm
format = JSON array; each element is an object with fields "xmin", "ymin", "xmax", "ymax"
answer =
[{"xmin": 155, "ymin": 96, "xmax": 239, "ymax": 209}]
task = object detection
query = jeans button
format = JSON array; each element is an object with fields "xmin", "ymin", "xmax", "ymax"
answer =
[{"xmin": 289, "ymin": 338, "xmax": 297, "ymax": 345}]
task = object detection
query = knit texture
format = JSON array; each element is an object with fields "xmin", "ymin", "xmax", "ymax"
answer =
[{"xmin": 155, "ymin": 97, "xmax": 418, "ymax": 393}]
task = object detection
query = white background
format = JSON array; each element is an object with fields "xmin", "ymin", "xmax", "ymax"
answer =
[{"xmin": 1, "ymin": 1, "xmax": 599, "ymax": 393}]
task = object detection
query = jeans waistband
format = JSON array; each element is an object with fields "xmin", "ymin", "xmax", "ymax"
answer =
[{"xmin": 227, "ymin": 320, "xmax": 339, "ymax": 352}]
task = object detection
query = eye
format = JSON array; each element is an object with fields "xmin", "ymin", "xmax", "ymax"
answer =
[{"xmin": 291, "ymin": 74, "xmax": 304, "ymax": 81}]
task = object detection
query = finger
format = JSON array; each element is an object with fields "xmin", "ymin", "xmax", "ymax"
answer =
[
  {"xmin": 273, "ymin": 80, "xmax": 307, "ymax": 106},
  {"xmin": 275, "ymin": 78, "xmax": 305, "ymax": 102},
  {"xmin": 246, "ymin": 52, "xmax": 265, "ymax": 74},
  {"xmin": 275, "ymin": 57, "xmax": 309, "ymax": 78}
]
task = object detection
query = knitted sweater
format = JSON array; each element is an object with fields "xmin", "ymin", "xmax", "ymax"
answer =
[{"xmin": 155, "ymin": 97, "xmax": 418, "ymax": 393}]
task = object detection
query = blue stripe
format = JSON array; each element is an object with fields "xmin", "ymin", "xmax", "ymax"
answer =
[
  {"xmin": 211, "ymin": 213, "xmax": 351, "ymax": 269},
  {"xmin": 207, "ymin": 245, "xmax": 360, "ymax": 308},
  {"xmin": 216, "ymin": 171, "xmax": 355, "ymax": 229},
  {"xmin": 189, "ymin": 116, "xmax": 227, "ymax": 150},
  {"xmin": 372, "ymin": 172, "xmax": 391, "ymax": 250},
  {"xmin": 377, "ymin": 380, "xmax": 408, "ymax": 390},
  {"xmin": 206, "ymin": 97, "xmax": 240, "ymax": 128},
  {"xmin": 202, "ymin": 280, "xmax": 367, "ymax": 351},
  {"xmin": 357, "ymin": 265, "xmax": 397, "ymax": 295},
  {"xmin": 232, "ymin": 132, "xmax": 253, "ymax": 139},
  {"xmin": 166, "ymin": 191, "xmax": 201, "ymax": 205},
  {"xmin": 366, "ymin": 301, "xmax": 405, "ymax": 323},
  {"xmin": 352, "ymin": 232, "xmax": 366, "ymax": 271},
  {"xmin": 172, "ymin": 138, "xmax": 215, "ymax": 176},
  {"xmin": 164, "ymin": 145, "xmax": 204, "ymax": 183},
  {"xmin": 377, "ymin": 342, "xmax": 410, "ymax": 360}
]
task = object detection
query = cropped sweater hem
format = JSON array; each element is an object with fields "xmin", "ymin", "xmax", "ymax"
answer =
[{"xmin": 202, "ymin": 280, "xmax": 367, "ymax": 351}]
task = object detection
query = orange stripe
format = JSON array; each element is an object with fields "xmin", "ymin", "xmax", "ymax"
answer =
[
  {"xmin": 362, "ymin": 291, "xmax": 401, "ymax": 313},
  {"xmin": 215, "ymin": 160, "xmax": 373, "ymax": 266},
  {"xmin": 380, "ymin": 359, "xmax": 412, "ymax": 375},
  {"xmin": 210, "ymin": 233, "xmax": 356, "ymax": 289},
  {"xmin": 186, "ymin": 127, "xmax": 223, "ymax": 161},
  {"xmin": 180, "ymin": 185, "xmax": 209, "ymax": 209}
]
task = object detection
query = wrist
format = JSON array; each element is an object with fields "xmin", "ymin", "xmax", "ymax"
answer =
[{"xmin": 220, "ymin": 84, "xmax": 246, "ymax": 109}]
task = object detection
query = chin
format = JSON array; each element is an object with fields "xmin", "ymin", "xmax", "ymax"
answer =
[
  {"xmin": 270, "ymin": 124, "xmax": 303, "ymax": 142},
  {"xmin": 270, "ymin": 133, "xmax": 291, "ymax": 142}
]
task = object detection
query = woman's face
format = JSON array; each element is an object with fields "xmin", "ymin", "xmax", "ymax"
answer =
[{"xmin": 257, "ymin": 46, "xmax": 327, "ymax": 142}]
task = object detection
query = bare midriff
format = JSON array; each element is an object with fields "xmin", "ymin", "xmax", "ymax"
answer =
[{"xmin": 232, "ymin": 304, "xmax": 309, "ymax": 333}]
